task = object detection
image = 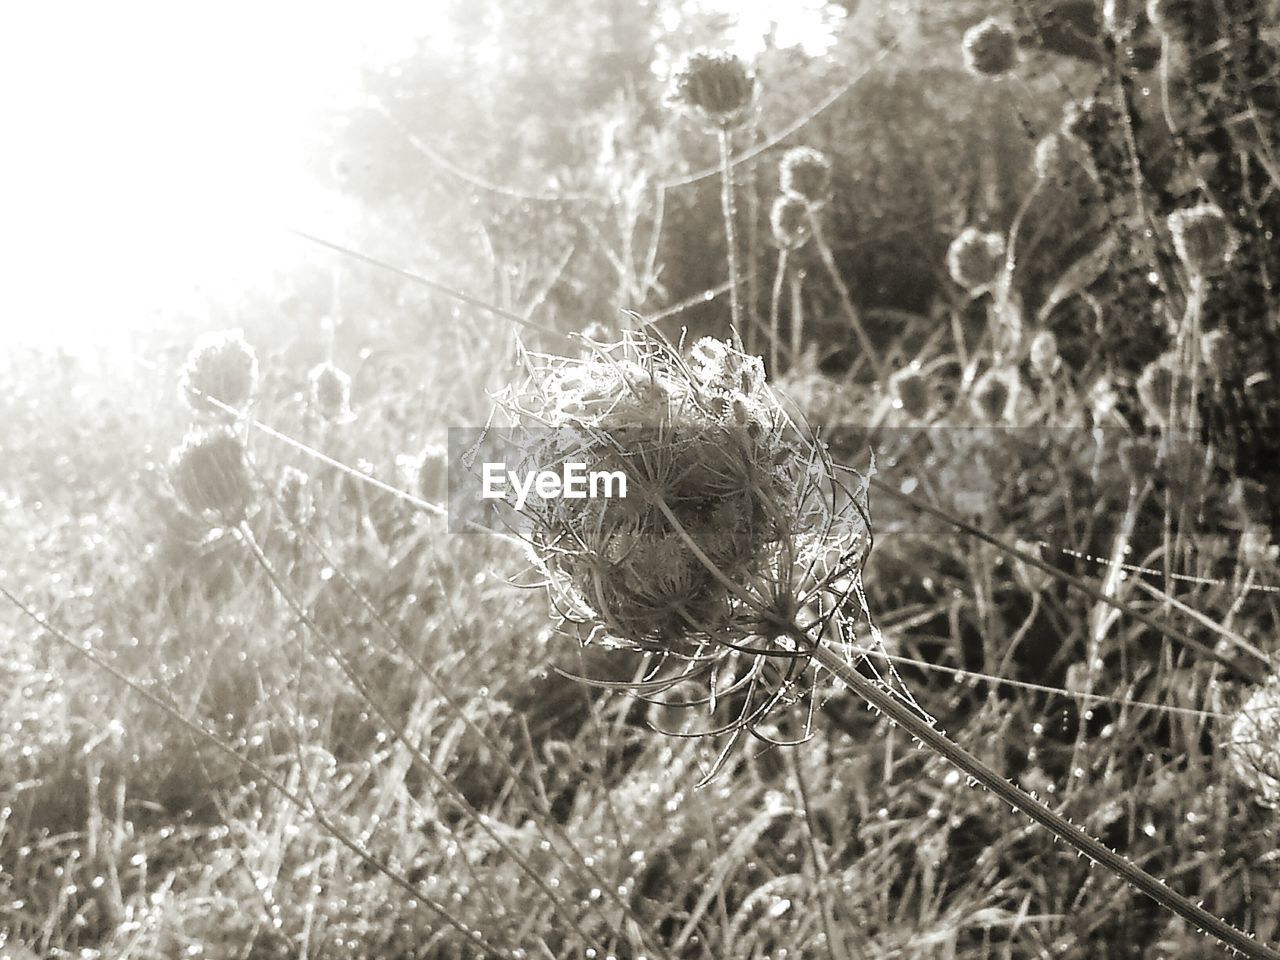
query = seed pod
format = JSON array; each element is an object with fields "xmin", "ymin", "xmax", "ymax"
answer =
[
  {"xmin": 778, "ymin": 147, "xmax": 832, "ymax": 207},
  {"xmin": 170, "ymin": 426, "xmax": 254, "ymax": 521},
  {"xmin": 1167, "ymin": 203, "xmax": 1236, "ymax": 280},
  {"xmin": 962, "ymin": 18, "xmax": 1019, "ymax": 78},
  {"xmin": 179, "ymin": 329, "xmax": 259, "ymax": 416},
  {"xmin": 1135, "ymin": 352, "xmax": 1191, "ymax": 429},
  {"xmin": 1227, "ymin": 679, "xmax": 1280, "ymax": 807},
  {"xmin": 669, "ymin": 49, "xmax": 756, "ymax": 131},
  {"xmin": 947, "ymin": 227, "xmax": 1006, "ymax": 292},
  {"xmin": 969, "ymin": 367, "xmax": 1020, "ymax": 423},
  {"xmin": 888, "ymin": 365, "xmax": 932, "ymax": 419},
  {"xmin": 770, "ymin": 195, "xmax": 811, "ymax": 250},
  {"xmin": 309, "ymin": 362, "xmax": 353, "ymax": 423}
]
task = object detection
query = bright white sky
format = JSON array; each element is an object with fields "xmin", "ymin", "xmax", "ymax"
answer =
[{"xmin": 0, "ymin": 1, "xmax": 834, "ymax": 354}]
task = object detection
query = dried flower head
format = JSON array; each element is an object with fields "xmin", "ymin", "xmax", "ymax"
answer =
[
  {"xmin": 1135, "ymin": 352, "xmax": 1191, "ymax": 429},
  {"xmin": 962, "ymin": 18, "xmax": 1019, "ymax": 77},
  {"xmin": 947, "ymin": 227, "xmax": 1006, "ymax": 292},
  {"xmin": 496, "ymin": 333, "xmax": 868, "ymax": 653},
  {"xmin": 276, "ymin": 466, "xmax": 314, "ymax": 530},
  {"xmin": 1028, "ymin": 329, "xmax": 1061, "ymax": 378},
  {"xmin": 179, "ymin": 329, "xmax": 259, "ymax": 416},
  {"xmin": 778, "ymin": 147, "xmax": 833, "ymax": 207},
  {"xmin": 1226, "ymin": 679, "xmax": 1280, "ymax": 806},
  {"xmin": 770, "ymin": 194, "xmax": 811, "ymax": 250},
  {"xmin": 1167, "ymin": 203, "xmax": 1236, "ymax": 280},
  {"xmin": 888, "ymin": 364, "xmax": 932, "ymax": 419},
  {"xmin": 969, "ymin": 366, "xmax": 1021, "ymax": 423},
  {"xmin": 170, "ymin": 426, "xmax": 253, "ymax": 521},
  {"xmin": 309, "ymin": 362, "xmax": 354, "ymax": 423},
  {"xmin": 669, "ymin": 49, "xmax": 756, "ymax": 131}
]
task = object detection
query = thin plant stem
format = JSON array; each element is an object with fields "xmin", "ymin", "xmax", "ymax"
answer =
[
  {"xmin": 810, "ymin": 638, "xmax": 1280, "ymax": 960},
  {"xmin": 806, "ymin": 208, "xmax": 886, "ymax": 381},
  {"xmin": 719, "ymin": 128, "xmax": 744, "ymax": 346},
  {"xmin": 769, "ymin": 247, "xmax": 788, "ymax": 376}
]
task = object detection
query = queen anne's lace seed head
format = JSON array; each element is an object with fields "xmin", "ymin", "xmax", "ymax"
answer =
[
  {"xmin": 947, "ymin": 227, "xmax": 1006, "ymax": 292},
  {"xmin": 770, "ymin": 195, "xmax": 811, "ymax": 250},
  {"xmin": 179, "ymin": 329, "xmax": 259, "ymax": 416},
  {"xmin": 962, "ymin": 18, "xmax": 1019, "ymax": 78},
  {"xmin": 669, "ymin": 49, "xmax": 756, "ymax": 131},
  {"xmin": 495, "ymin": 333, "xmax": 867, "ymax": 653},
  {"xmin": 1227, "ymin": 679, "xmax": 1280, "ymax": 806},
  {"xmin": 1167, "ymin": 203, "xmax": 1236, "ymax": 280},
  {"xmin": 309, "ymin": 362, "xmax": 354, "ymax": 423},
  {"xmin": 170, "ymin": 426, "xmax": 254, "ymax": 521},
  {"xmin": 778, "ymin": 147, "xmax": 833, "ymax": 207}
]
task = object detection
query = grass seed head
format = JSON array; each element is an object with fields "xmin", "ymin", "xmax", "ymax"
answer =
[
  {"xmin": 276, "ymin": 465, "xmax": 314, "ymax": 530},
  {"xmin": 962, "ymin": 18, "xmax": 1019, "ymax": 78},
  {"xmin": 309, "ymin": 362, "xmax": 354, "ymax": 423},
  {"xmin": 1227, "ymin": 679, "xmax": 1280, "ymax": 806},
  {"xmin": 947, "ymin": 227, "xmax": 1006, "ymax": 292},
  {"xmin": 770, "ymin": 195, "xmax": 811, "ymax": 250},
  {"xmin": 179, "ymin": 329, "xmax": 259, "ymax": 417},
  {"xmin": 170, "ymin": 426, "xmax": 254, "ymax": 522},
  {"xmin": 1167, "ymin": 203, "xmax": 1236, "ymax": 280},
  {"xmin": 778, "ymin": 147, "xmax": 833, "ymax": 207},
  {"xmin": 669, "ymin": 49, "xmax": 756, "ymax": 131}
]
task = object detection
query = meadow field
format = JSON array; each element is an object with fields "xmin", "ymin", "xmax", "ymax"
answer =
[{"xmin": 2, "ymin": 1, "xmax": 1280, "ymax": 957}]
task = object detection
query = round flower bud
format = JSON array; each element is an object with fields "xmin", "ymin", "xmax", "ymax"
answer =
[
  {"xmin": 770, "ymin": 194, "xmax": 811, "ymax": 250},
  {"xmin": 309, "ymin": 362, "xmax": 354, "ymax": 423},
  {"xmin": 946, "ymin": 227, "xmax": 1006, "ymax": 292},
  {"xmin": 962, "ymin": 18, "xmax": 1019, "ymax": 78},
  {"xmin": 669, "ymin": 49, "xmax": 756, "ymax": 130},
  {"xmin": 1226, "ymin": 679, "xmax": 1280, "ymax": 806},
  {"xmin": 1028, "ymin": 329, "xmax": 1061, "ymax": 378},
  {"xmin": 170, "ymin": 426, "xmax": 253, "ymax": 521},
  {"xmin": 179, "ymin": 329, "xmax": 259, "ymax": 416},
  {"xmin": 778, "ymin": 147, "xmax": 832, "ymax": 207},
  {"xmin": 888, "ymin": 364, "xmax": 932, "ymax": 420},
  {"xmin": 969, "ymin": 367, "xmax": 1021, "ymax": 423},
  {"xmin": 276, "ymin": 466, "xmax": 314, "ymax": 530},
  {"xmin": 1135, "ymin": 352, "xmax": 1190, "ymax": 429},
  {"xmin": 1167, "ymin": 203, "xmax": 1236, "ymax": 280}
]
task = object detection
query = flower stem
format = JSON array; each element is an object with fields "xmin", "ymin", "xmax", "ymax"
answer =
[
  {"xmin": 807, "ymin": 208, "xmax": 887, "ymax": 381},
  {"xmin": 810, "ymin": 641, "xmax": 1280, "ymax": 960},
  {"xmin": 719, "ymin": 128, "xmax": 744, "ymax": 347}
]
